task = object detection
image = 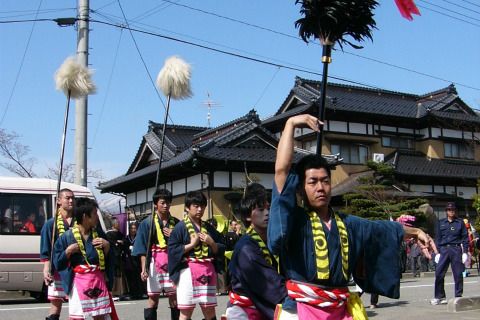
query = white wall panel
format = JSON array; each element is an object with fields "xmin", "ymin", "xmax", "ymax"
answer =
[
  {"xmin": 214, "ymin": 171, "xmax": 230, "ymax": 188},
  {"xmin": 187, "ymin": 174, "xmax": 204, "ymax": 191},
  {"xmin": 349, "ymin": 122, "xmax": 367, "ymax": 134},
  {"xmin": 172, "ymin": 179, "xmax": 185, "ymax": 196},
  {"xmin": 126, "ymin": 193, "xmax": 136, "ymax": 206},
  {"xmin": 329, "ymin": 121, "xmax": 348, "ymax": 133},
  {"xmin": 457, "ymin": 187, "xmax": 476, "ymax": 199},
  {"xmin": 443, "ymin": 129, "xmax": 463, "ymax": 139},
  {"xmin": 137, "ymin": 189, "xmax": 147, "ymax": 203},
  {"xmin": 431, "ymin": 128, "xmax": 442, "ymax": 138}
]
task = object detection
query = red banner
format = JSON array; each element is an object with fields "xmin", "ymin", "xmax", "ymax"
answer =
[{"xmin": 395, "ymin": 0, "xmax": 421, "ymax": 21}]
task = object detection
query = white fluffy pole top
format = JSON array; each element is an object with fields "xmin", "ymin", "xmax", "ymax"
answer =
[
  {"xmin": 156, "ymin": 56, "xmax": 192, "ymax": 100},
  {"xmin": 55, "ymin": 56, "xmax": 96, "ymax": 98}
]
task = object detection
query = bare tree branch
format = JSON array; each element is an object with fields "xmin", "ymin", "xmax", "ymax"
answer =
[{"xmin": 0, "ymin": 129, "xmax": 36, "ymax": 177}]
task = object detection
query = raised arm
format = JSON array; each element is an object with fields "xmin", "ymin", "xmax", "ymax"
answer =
[{"xmin": 275, "ymin": 114, "xmax": 321, "ymax": 193}]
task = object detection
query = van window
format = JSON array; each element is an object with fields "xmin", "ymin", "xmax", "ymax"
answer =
[{"xmin": 0, "ymin": 194, "xmax": 51, "ymax": 235}]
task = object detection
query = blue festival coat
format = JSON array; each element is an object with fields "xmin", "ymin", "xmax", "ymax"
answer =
[
  {"xmin": 167, "ymin": 220, "xmax": 225, "ymax": 285},
  {"xmin": 267, "ymin": 172, "xmax": 404, "ymax": 310},
  {"xmin": 39, "ymin": 216, "xmax": 74, "ymax": 265},
  {"xmin": 53, "ymin": 228, "xmax": 115, "ymax": 295},
  {"xmin": 132, "ymin": 215, "xmax": 179, "ymax": 257},
  {"xmin": 229, "ymin": 234, "xmax": 287, "ymax": 320}
]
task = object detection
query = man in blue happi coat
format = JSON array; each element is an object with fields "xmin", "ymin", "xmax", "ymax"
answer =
[{"xmin": 268, "ymin": 114, "xmax": 433, "ymax": 320}]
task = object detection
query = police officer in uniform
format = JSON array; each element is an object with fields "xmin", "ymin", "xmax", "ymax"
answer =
[{"xmin": 431, "ymin": 202, "xmax": 469, "ymax": 305}]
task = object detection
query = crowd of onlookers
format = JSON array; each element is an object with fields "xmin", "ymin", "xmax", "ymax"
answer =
[
  {"xmin": 103, "ymin": 213, "xmax": 480, "ymax": 301},
  {"xmin": 105, "ymin": 216, "xmax": 243, "ymax": 300}
]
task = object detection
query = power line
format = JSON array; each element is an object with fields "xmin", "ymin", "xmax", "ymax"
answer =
[
  {"xmin": 130, "ymin": 1, "xmax": 480, "ymax": 92},
  {"xmin": 458, "ymin": 0, "xmax": 480, "ymax": 9},
  {"xmin": 4, "ymin": 15, "xmax": 478, "ymax": 95},
  {"xmin": 253, "ymin": 67, "xmax": 281, "ymax": 109},
  {"xmin": 114, "ymin": 0, "xmax": 166, "ymax": 109},
  {"xmin": 0, "ymin": 0, "xmax": 44, "ymax": 127},
  {"xmin": 417, "ymin": 4, "xmax": 480, "ymax": 27},
  {"xmin": 440, "ymin": 0, "xmax": 480, "ymax": 16},
  {"xmin": 129, "ymin": 0, "xmax": 178, "ymax": 22},
  {"xmin": 91, "ymin": 29, "xmax": 123, "ymax": 148},
  {"xmin": 159, "ymin": 0, "xmax": 299, "ymax": 41},
  {"xmin": 419, "ymin": 0, "xmax": 480, "ymax": 23},
  {"xmin": 115, "ymin": 0, "xmax": 189, "ymax": 148},
  {"xmin": 89, "ymin": 17, "xmax": 480, "ymax": 93}
]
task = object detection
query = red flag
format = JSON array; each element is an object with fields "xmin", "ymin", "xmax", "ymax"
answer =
[{"xmin": 395, "ymin": 0, "xmax": 421, "ymax": 21}]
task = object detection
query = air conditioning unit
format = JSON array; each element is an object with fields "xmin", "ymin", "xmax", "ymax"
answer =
[{"xmin": 373, "ymin": 153, "xmax": 384, "ymax": 163}]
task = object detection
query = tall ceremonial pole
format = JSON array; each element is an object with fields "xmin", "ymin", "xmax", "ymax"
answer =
[
  {"xmin": 294, "ymin": 0, "xmax": 378, "ymax": 155},
  {"xmin": 49, "ymin": 57, "xmax": 96, "ymax": 274},
  {"xmin": 144, "ymin": 56, "xmax": 192, "ymax": 276}
]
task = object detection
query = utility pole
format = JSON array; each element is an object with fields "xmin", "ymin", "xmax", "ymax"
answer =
[{"xmin": 75, "ymin": 0, "xmax": 89, "ymax": 186}]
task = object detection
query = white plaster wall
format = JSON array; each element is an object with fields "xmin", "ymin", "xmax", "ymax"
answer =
[
  {"xmin": 126, "ymin": 193, "xmax": 136, "ymax": 206},
  {"xmin": 431, "ymin": 128, "xmax": 442, "ymax": 138},
  {"xmin": 443, "ymin": 129, "xmax": 463, "ymax": 139},
  {"xmin": 329, "ymin": 121, "xmax": 348, "ymax": 133},
  {"xmin": 445, "ymin": 186, "xmax": 456, "ymax": 195},
  {"xmin": 187, "ymin": 174, "xmax": 204, "ymax": 191},
  {"xmin": 232, "ymin": 172, "xmax": 247, "ymax": 188},
  {"xmin": 349, "ymin": 122, "xmax": 367, "ymax": 134},
  {"xmin": 250, "ymin": 173, "xmax": 274, "ymax": 188},
  {"xmin": 214, "ymin": 171, "xmax": 230, "ymax": 188},
  {"xmin": 380, "ymin": 125, "xmax": 396, "ymax": 132},
  {"xmin": 398, "ymin": 127, "xmax": 414, "ymax": 134},
  {"xmin": 172, "ymin": 179, "xmax": 185, "ymax": 196},
  {"xmin": 137, "ymin": 189, "xmax": 147, "ymax": 204},
  {"xmin": 457, "ymin": 186, "xmax": 476, "ymax": 199}
]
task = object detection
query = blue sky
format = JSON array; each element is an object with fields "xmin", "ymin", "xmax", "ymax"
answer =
[{"xmin": 1, "ymin": 0, "xmax": 479, "ymax": 197}]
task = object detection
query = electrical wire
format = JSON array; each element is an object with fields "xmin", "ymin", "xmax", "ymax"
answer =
[
  {"xmin": 0, "ymin": 0, "xmax": 44, "ymax": 127},
  {"xmin": 419, "ymin": 0, "xmax": 480, "ymax": 23},
  {"xmin": 440, "ymin": 0, "xmax": 480, "ymax": 16},
  {"xmin": 458, "ymin": 0, "xmax": 480, "ymax": 9},
  {"xmin": 2, "ymin": 15, "xmax": 479, "ymax": 95},
  {"xmin": 123, "ymin": 1, "xmax": 480, "ymax": 92},
  {"xmin": 115, "ymin": 0, "xmax": 190, "ymax": 149},
  {"xmin": 253, "ymin": 67, "xmax": 281, "ymax": 109},
  {"xmin": 417, "ymin": 4, "xmax": 480, "ymax": 27},
  {"xmin": 91, "ymin": 29, "xmax": 123, "ymax": 149}
]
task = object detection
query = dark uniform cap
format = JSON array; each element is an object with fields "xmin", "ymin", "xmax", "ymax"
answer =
[{"xmin": 446, "ymin": 202, "xmax": 456, "ymax": 210}]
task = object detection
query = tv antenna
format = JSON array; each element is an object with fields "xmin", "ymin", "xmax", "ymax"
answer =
[{"xmin": 202, "ymin": 92, "xmax": 222, "ymax": 128}]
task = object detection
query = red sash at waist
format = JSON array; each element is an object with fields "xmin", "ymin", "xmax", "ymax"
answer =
[
  {"xmin": 73, "ymin": 264, "xmax": 101, "ymax": 274},
  {"xmin": 229, "ymin": 291, "xmax": 254, "ymax": 308},
  {"xmin": 286, "ymin": 280, "xmax": 349, "ymax": 308}
]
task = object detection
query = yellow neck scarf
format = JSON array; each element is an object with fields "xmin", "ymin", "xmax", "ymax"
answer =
[
  {"xmin": 246, "ymin": 226, "xmax": 273, "ymax": 266},
  {"xmin": 72, "ymin": 226, "xmax": 105, "ymax": 271},
  {"xmin": 56, "ymin": 209, "xmax": 66, "ymax": 236},
  {"xmin": 184, "ymin": 216, "xmax": 209, "ymax": 258},
  {"xmin": 307, "ymin": 210, "xmax": 349, "ymax": 280},
  {"xmin": 154, "ymin": 213, "xmax": 176, "ymax": 248}
]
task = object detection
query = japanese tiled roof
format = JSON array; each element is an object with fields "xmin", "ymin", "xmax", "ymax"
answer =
[
  {"xmin": 389, "ymin": 151, "xmax": 480, "ymax": 180},
  {"xmin": 99, "ymin": 108, "xmax": 341, "ymax": 193},
  {"xmin": 126, "ymin": 122, "xmax": 206, "ymax": 174},
  {"xmin": 264, "ymin": 77, "xmax": 480, "ymax": 125}
]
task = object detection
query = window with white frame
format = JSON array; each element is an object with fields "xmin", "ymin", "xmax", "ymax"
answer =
[
  {"xmin": 331, "ymin": 143, "xmax": 368, "ymax": 164},
  {"xmin": 382, "ymin": 136, "xmax": 414, "ymax": 149},
  {"xmin": 444, "ymin": 142, "xmax": 474, "ymax": 159}
]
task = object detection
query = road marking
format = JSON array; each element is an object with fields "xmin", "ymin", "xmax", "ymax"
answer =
[
  {"xmin": 0, "ymin": 301, "xmax": 136, "ymax": 311},
  {"xmin": 401, "ymin": 280, "xmax": 478, "ymax": 289}
]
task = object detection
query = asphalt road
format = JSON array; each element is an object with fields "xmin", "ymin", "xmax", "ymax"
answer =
[{"xmin": 1, "ymin": 275, "xmax": 479, "ymax": 319}]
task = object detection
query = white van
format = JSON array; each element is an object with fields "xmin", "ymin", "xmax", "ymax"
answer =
[{"xmin": 0, "ymin": 177, "xmax": 104, "ymax": 299}]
